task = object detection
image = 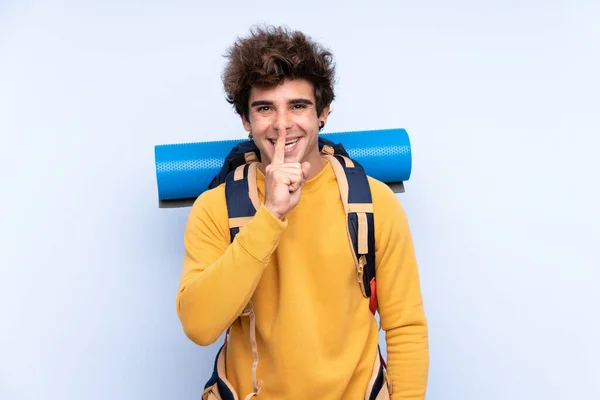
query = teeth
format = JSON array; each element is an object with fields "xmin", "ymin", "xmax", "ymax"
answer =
[
  {"xmin": 269, "ymin": 138, "xmax": 299, "ymax": 147},
  {"xmin": 284, "ymin": 138, "xmax": 298, "ymax": 148}
]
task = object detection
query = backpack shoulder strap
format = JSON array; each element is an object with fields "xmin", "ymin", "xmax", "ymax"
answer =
[
  {"xmin": 221, "ymin": 160, "xmax": 264, "ymax": 396},
  {"xmin": 321, "ymin": 145, "xmax": 378, "ymax": 315},
  {"xmin": 209, "ymin": 140, "xmax": 260, "ymax": 190},
  {"xmin": 224, "ymin": 161, "xmax": 260, "ymax": 242}
]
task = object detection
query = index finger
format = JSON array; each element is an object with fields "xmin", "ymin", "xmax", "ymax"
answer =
[{"xmin": 272, "ymin": 129, "xmax": 286, "ymax": 164}]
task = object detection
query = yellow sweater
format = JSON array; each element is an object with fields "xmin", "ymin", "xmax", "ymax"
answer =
[{"xmin": 176, "ymin": 159, "xmax": 429, "ymax": 399}]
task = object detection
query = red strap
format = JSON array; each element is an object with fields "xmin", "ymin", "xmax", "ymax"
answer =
[
  {"xmin": 370, "ymin": 278, "xmax": 387, "ymax": 369},
  {"xmin": 380, "ymin": 352, "xmax": 387, "ymax": 369},
  {"xmin": 223, "ymin": 327, "xmax": 230, "ymax": 344},
  {"xmin": 369, "ymin": 277, "xmax": 378, "ymax": 315}
]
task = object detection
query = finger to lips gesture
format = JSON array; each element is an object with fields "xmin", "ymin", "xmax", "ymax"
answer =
[{"xmin": 264, "ymin": 130, "xmax": 310, "ymax": 220}]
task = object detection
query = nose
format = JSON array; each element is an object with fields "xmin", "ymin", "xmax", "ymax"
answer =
[{"xmin": 273, "ymin": 110, "xmax": 293, "ymax": 133}]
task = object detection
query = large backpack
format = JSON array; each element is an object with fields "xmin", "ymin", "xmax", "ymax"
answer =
[{"xmin": 201, "ymin": 137, "xmax": 390, "ymax": 400}]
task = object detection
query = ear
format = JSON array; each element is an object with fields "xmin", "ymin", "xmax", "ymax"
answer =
[
  {"xmin": 319, "ymin": 104, "xmax": 331, "ymax": 128},
  {"xmin": 241, "ymin": 113, "xmax": 251, "ymax": 132}
]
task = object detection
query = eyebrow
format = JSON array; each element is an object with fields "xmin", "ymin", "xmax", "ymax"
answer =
[
  {"xmin": 250, "ymin": 98, "xmax": 314, "ymax": 107},
  {"xmin": 289, "ymin": 98, "xmax": 313, "ymax": 105}
]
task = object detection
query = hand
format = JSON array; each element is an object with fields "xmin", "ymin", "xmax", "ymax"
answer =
[{"xmin": 264, "ymin": 130, "xmax": 311, "ymax": 220}]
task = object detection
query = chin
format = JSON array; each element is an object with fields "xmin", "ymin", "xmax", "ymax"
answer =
[
  {"xmin": 285, "ymin": 153, "xmax": 304, "ymax": 163},
  {"xmin": 285, "ymin": 146, "xmax": 307, "ymax": 163}
]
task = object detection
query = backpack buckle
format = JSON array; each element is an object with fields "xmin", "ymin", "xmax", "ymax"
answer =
[
  {"xmin": 321, "ymin": 145, "xmax": 334, "ymax": 155},
  {"xmin": 244, "ymin": 152, "xmax": 258, "ymax": 163},
  {"xmin": 357, "ymin": 255, "xmax": 368, "ymax": 297}
]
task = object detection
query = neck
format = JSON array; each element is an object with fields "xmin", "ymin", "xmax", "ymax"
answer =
[{"xmin": 303, "ymin": 152, "xmax": 327, "ymax": 180}]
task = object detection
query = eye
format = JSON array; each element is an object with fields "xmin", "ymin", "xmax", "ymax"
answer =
[
  {"xmin": 292, "ymin": 104, "xmax": 307, "ymax": 109},
  {"xmin": 257, "ymin": 106, "xmax": 272, "ymax": 112}
]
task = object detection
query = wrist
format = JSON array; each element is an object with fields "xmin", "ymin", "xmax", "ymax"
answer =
[{"xmin": 264, "ymin": 202, "xmax": 285, "ymax": 221}]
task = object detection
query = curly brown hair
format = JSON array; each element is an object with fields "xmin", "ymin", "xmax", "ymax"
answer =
[{"xmin": 222, "ymin": 25, "xmax": 336, "ymax": 122}]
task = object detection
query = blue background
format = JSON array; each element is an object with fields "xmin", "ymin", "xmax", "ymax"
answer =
[{"xmin": 1, "ymin": 1, "xmax": 599, "ymax": 399}]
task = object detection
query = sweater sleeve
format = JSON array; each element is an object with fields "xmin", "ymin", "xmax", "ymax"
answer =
[
  {"xmin": 176, "ymin": 187, "xmax": 287, "ymax": 346},
  {"xmin": 371, "ymin": 180, "xmax": 429, "ymax": 399}
]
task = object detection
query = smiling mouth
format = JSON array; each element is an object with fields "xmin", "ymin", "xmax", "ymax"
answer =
[{"xmin": 269, "ymin": 137, "xmax": 300, "ymax": 150}]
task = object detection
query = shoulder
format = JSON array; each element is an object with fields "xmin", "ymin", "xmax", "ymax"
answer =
[
  {"xmin": 190, "ymin": 182, "xmax": 227, "ymax": 215},
  {"xmin": 185, "ymin": 183, "xmax": 229, "ymax": 239},
  {"xmin": 367, "ymin": 177, "xmax": 405, "ymax": 214},
  {"xmin": 366, "ymin": 176, "xmax": 411, "ymax": 238}
]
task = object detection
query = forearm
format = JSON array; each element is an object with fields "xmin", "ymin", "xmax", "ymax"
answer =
[
  {"xmin": 386, "ymin": 316, "xmax": 429, "ymax": 400},
  {"xmin": 381, "ymin": 251, "xmax": 429, "ymax": 399},
  {"xmin": 177, "ymin": 204, "xmax": 286, "ymax": 345},
  {"xmin": 177, "ymin": 240, "xmax": 268, "ymax": 345}
]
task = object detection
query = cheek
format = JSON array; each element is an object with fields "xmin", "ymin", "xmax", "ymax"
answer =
[
  {"xmin": 250, "ymin": 117, "xmax": 272, "ymax": 134},
  {"xmin": 296, "ymin": 116, "xmax": 318, "ymax": 131}
]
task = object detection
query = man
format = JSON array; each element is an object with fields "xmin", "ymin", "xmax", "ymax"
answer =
[{"xmin": 176, "ymin": 25, "xmax": 429, "ymax": 399}]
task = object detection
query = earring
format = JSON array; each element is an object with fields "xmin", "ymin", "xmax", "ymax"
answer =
[
  {"xmin": 248, "ymin": 131, "xmax": 253, "ymax": 139},
  {"xmin": 319, "ymin": 121, "xmax": 325, "ymax": 129}
]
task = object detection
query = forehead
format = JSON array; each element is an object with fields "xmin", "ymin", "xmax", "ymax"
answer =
[{"xmin": 249, "ymin": 78, "xmax": 315, "ymax": 102}]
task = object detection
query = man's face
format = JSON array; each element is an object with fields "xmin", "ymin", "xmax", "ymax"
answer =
[{"xmin": 242, "ymin": 78, "xmax": 329, "ymax": 168}]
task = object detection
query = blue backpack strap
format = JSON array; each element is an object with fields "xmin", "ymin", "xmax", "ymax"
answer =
[
  {"xmin": 321, "ymin": 145, "xmax": 385, "ymax": 372},
  {"xmin": 321, "ymin": 146, "xmax": 378, "ymax": 315},
  {"xmin": 209, "ymin": 140, "xmax": 260, "ymax": 190},
  {"xmin": 219, "ymin": 160, "xmax": 265, "ymax": 398},
  {"xmin": 224, "ymin": 161, "xmax": 261, "ymax": 242},
  {"xmin": 202, "ymin": 343, "xmax": 237, "ymax": 400}
]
